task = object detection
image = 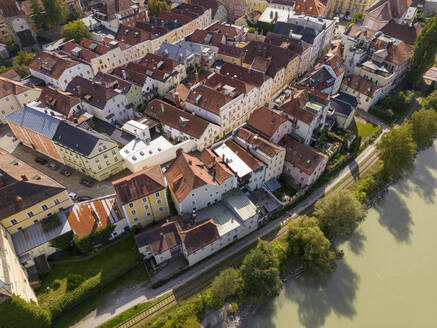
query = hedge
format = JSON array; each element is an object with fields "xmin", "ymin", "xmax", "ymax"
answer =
[
  {"xmin": 47, "ymin": 261, "xmax": 139, "ymax": 321},
  {"xmin": 0, "ymin": 295, "xmax": 51, "ymax": 328}
]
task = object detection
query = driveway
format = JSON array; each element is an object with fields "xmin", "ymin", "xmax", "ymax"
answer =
[{"xmin": 0, "ymin": 124, "xmax": 128, "ymax": 199}]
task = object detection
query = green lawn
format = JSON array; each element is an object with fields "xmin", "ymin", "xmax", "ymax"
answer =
[
  {"xmin": 356, "ymin": 121, "xmax": 379, "ymax": 141},
  {"xmin": 37, "ymin": 236, "xmax": 145, "ymax": 305}
]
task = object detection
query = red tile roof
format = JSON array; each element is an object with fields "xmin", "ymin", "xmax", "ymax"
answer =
[
  {"xmin": 179, "ymin": 218, "xmax": 219, "ymax": 255},
  {"xmin": 234, "ymin": 127, "xmax": 285, "ymax": 158},
  {"xmin": 186, "ymin": 84, "xmax": 231, "ymax": 115},
  {"xmin": 112, "ymin": 165, "xmax": 166, "ymax": 205},
  {"xmin": 224, "ymin": 139, "xmax": 264, "ymax": 171},
  {"xmin": 66, "ymin": 196, "xmax": 124, "ymax": 238},
  {"xmin": 135, "ymin": 221, "xmax": 182, "ymax": 256},
  {"xmin": 246, "ymin": 107, "xmax": 288, "ymax": 139},
  {"xmin": 279, "ymin": 134, "xmax": 328, "ymax": 176},
  {"xmin": 294, "ymin": 0, "xmax": 326, "ymax": 17},
  {"xmin": 342, "ymin": 74, "xmax": 380, "ymax": 97},
  {"xmin": 39, "ymin": 86, "xmax": 80, "ymax": 117},
  {"xmin": 279, "ymin": 91, "xmax": 315, "ymax": 125},
  {"xmin": 29, "ymin": 51, "xmax": 81, "ymax": 79}
]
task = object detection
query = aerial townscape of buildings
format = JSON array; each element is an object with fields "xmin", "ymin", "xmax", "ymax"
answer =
[{"xmin": 0, "ymin": 0, "xmax": 431, "ymax": 315}]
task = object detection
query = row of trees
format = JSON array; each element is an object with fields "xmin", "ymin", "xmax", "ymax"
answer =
[{"xmin": 204, "ymin": 190, "xmax": 366, "ymax": 306}]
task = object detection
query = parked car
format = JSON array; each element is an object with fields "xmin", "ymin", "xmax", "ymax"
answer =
[
  {"xmin": 76, "ymin": 196, "xmax": 92, "ymax": 202},
  {"xmin": 48, "ymin": 162, "xmax": 59, "ymax": 170},
  {"xmin": 61, "ymin": 169, "xmax": 72, "ymax": 177},
  {"xmin": 35, "ymin": 157, "xmax": 48, "ymax": 165},
  {"xmin": 80, "ymin": 178, "xmax": 95, "ymax": 187}
]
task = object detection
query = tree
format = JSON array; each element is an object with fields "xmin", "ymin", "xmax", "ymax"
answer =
[
  {"xmin": 347, "ymin": 12, "xmax": 363, "ymax": 27},
  {"xmin": 49, "ymin": 231, "xmax": 73, "ymax": 250},
  {"xmin": 13, "ymin": 51, "xmax": 35, "ymax": 66},
  {"xmin": 210, "ymin": 267, "xmax": 239, "ymax": 301},
  {"xmin": 288, "ymin": 216, "xmax": 337, "ymax": 276},
  {"xmin": 73, "ymin": 234, "xmax": 93, "ymax": 254},
  {"xmin": 31, "ymin": 0, "xmax": 46, "ymax": 30},
  {"xmin": 376, "ymin": 124, "xmax": 417, "ymax": 177},
  {"xmin": 66, "ymin": 5, "xmax": 84, "ymax": 23},
  {"xmin": 42, "ymin": 0, "xmax": 66, "ymax": 28},
  {"xmin": 408, "ymin": 14, "xmax": 437, "ymax": 86},
  {"xmin": 411, "ymin": 108, "xmax": 437, "ymax": 150},
  {"xmin": 240, "ymin": 240, "xmax": 282, "ymax": 302},
  {"xmin": 0, "ymin": 295, "xmax": 51, "ymax": 328},
  {"xmin": 422, "ymin": 88, "xmax": 437, "ymax": 110},
  {"xmin": 61, "ymin": 20, "xmax": 91, "ymax": 43},
  {"xmin": 314, "ymin": 190, "xmax": 365, "ymax": 238},
  {"xmin": 147, "ymin": 0, "xmax": 171, "ymax": 17}
]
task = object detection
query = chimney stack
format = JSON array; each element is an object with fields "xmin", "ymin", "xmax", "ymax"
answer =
[
  {"xmin": 174, "ymin": 91, "xmax": 180, "ymax": 107},
  {"xmin": 122, "ymin": 69, "xmax": 127, "ymax": 80},
  {"xmin": 21, "ymin": 174, "xmax": 28, "ymax": 181}
]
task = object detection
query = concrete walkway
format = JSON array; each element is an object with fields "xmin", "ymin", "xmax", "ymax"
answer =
[{"xmin": 74, "ymin": 125, "xmax": 388, "ymax": 328}]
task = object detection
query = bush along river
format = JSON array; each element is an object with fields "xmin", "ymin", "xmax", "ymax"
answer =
[{"xmin": 242, "ymin": 140, "xmax": 437, "ymax": 328}]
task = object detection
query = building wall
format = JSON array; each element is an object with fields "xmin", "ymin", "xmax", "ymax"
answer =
[
  {"xmin": 81, "ymin": 93, "xmax": 133, "ymax": 124},
  {"xmin": 126, "ymin": 84, "xmax": 144, "ymax": 109},
  {"xmin": 121, "ymin": 187, "xmax": 169, "ymax": 227},
  {"xmin": 20, "ymin": 242, "xmax": 57, "ymax": 268},
  {"xmin": 55, "ymin": 138, "xmax": 125, "ymax": 181},
  {"xmin": 0, "ymin": 225, "xmax": 37, "ymax": 303},
  {"xmin": 247, "ymin": 0, "xmax": 268, "ymax": 13},
  {"xmin": 175, "ymin": 177, "xmax": 238, "ymax": 214},
  {"xmin": 0, "ymin": 89, "xmax": 41, "ymax": 123},
  {"xmin": 340, "ymin": 84, "xmax": 383, "ymax": 112},
  {"xmin": 283, "ymin": 155, "xmax": 328, "ymax": 187},
  {"xmin": 7, "ymin": 121, "xmax": 64, "ymax": 162},
  {"xmin": 329, "ymin": 0, "xmax": 373, "ymax": 18},
  {"xmin": 162, "ymin": 122, "xmax": 221, "ymax": 151},
  {"xmin": 89, "ymin": 47, "xmax": 126, "ymax": 75},
  {"xmin": 269, "ymin": 120, "xmax": 293, "ymax": 144},
  {"xmin": 264, "ymin": 149, "xmax": 286, "ymax": 181},
  {"xmin": 123, "ymin": 139, "xmax": 196, "ymax": 173},
  {"xmin": 1, "ymin": 190, "xmax": 72, "ymax": 234}
]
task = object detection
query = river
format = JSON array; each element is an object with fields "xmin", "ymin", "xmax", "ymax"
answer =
[{"xmin": 243, "ymin": 141, "xmax": 437, "ymax": 328}]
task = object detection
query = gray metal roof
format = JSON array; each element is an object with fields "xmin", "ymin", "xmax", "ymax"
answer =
[
  {"xmin": 5, "ymin": 105, "xmax": 61, "ymax": 139},
  {"xmin": 12, "ymin": 211, "xmax": 71, "ymax": 256},
  {"xmin": 223, "ymin": 189, "xmax": 258, "ymax": 222}
]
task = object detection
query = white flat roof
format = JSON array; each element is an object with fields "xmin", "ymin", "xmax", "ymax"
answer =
[
  {"xmin": 122, "ymin": 120, "xmax": 149, "ymax": 133},
  {"xmin": 214, "ymin": 143, "xmax": 252, "ymax": 178},
  {"xmin": 223, "ymin": 189, "xmax": 257, "ymax": 222},
  {"xmin": 121, "ymin": 136, "xmax": 173, "ymax": 163},
  {"xmin": 259, "ymin": 6, "xmax": 294, "ymax": 23},
  {"xmin": 195, "ymin": 203, "xmax": 241, "ymax": 237}
]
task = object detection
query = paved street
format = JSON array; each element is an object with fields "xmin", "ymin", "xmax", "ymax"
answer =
[
  {"xmin": 74, "ymin": 124, "xmax": 388, "ymax": 328},
  {"xmin": 0, "ymin": 124, "xmax": 128, "ymax": 199}
]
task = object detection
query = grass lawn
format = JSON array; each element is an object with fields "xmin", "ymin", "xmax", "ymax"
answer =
[
  {"xmin": 98, "ymin": 292, "xmax": 173, "ymax": 328},
  {"xmin": 355, "ymin": 121, "xmax": 379, "ymax": 141},
  {"xmin": 52, "ymin": 266, "xmax": 148, "ymax": 328},
  {"xmin": 37, "ymin": 236, "xmax": 145, "ymax": 306}
]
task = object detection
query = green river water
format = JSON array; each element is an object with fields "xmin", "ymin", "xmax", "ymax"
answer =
[{"xmin": 244, "ymin": 141, "xmax": 437, "ymax": 328}]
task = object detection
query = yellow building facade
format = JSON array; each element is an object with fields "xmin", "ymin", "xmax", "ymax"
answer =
[
  {"xmin": 329, "ymin": 0, "xmax": 375, "ymax": 17},
  {"xmin": 113, "ymin": 165, "xmax": 170, "ymax": 227},
  {"xmin": 246, "ymin": 0, "xmax": 268, "ymax": 13}
]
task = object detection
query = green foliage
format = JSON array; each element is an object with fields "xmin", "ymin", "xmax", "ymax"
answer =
[
  {"xmin": 41, "ymin": 214, "xmax": 61, "ymax": 232},
  {"xmin": 49, "ymin": 231, "xmax": 74, "ymax": 250},
  {"xmin": 66, "ymin": 6, "xmax": 84, "ymax": 23},
  {"xmin": 42, "ymin": 0, "xmax": 67, "ymax": 28},
  {"xmin": 410, "ymin": 108, "xmax": 437, "ymax": 149},
  {"xmin": 314, "ymin": 190, "xmax": 366, "ymax": 238},
  {"xmin": 148, "ymin": 0, "xmax": 171, "ymax": 17},
  {"xmin": 73, "ymin": 225, "xmax": 115, "ymax": 254},
  {"xmin": 31, "ymin": 0, "xmax": 47, "ymax": 30},
  {"xmin": 346, "ymin": 12, "xmax": 363, "ymax": 27},
  {"xmin": 150, "ymin": 298, "xmax": 204, "ymax": 328},
  {"xmin": 73, "ymin": 234, "xmax": 94, "ymax": 254},
  {"xmin": 376, "ymin": 124, "xmax": 417, "ymax": 178},
  {"xmin": 408, "ymin": 14, "xmax": 437, "ymax": 86},
  {"xmin": 0, "ymin": 295, "xmax": 51, "ymax": 328},
  {"xmin": 288, "ymin": 216, "xmax": 337, "ymax": 276},
  {"xmin": 248, "ymin": 27, "xmax": 256, "ymax": 33},
  {"xmin": 204, "ymin": 267, "xmax": 239, "ymax": 308},
  {"xmin": 240, "ymin": 240, "xmax": 282, "ymax": 302},
  {"xmin": 66, "ymin": 273, "xmax": 85, "ymax": 291},
  {"xmin": 272, "ymin": 239, "xmax": 289, "ymax": 274},
  {"xmin": 354, "ymin": 164, "xmax": 386, "ymax": 203},
  {"xmin": 14, "ymin": 50, "xmax": 35, "ymax": 66},
  {"xmin": 48, "ymin": 274, "xmax": 101, "ymax": 319},
  {"xmin": 228, "ymin": 302, "xmax": 239, "ymax": 313},
  {"xmin": 422, "ymin": 88, "xmax": 437, "ymax": 110},
  {"xmin": 53, "ymin": 279, "xmax": 61, "ymax": 290},
  {"xmin": 370, "ymin": 91, "xmax": 416, "ymax": 123},
  {"xmin": 61, "ymin": 19, "xmax": 91, "ymax": 43},
  {"xmin": 246, "ymin": 20, "xmax": 275, "ymax": 35}
]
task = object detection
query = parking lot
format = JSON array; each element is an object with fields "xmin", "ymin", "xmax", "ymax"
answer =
[{"xmin": 0, "ymin": 124, "xmax": 129, "ymax": 199}]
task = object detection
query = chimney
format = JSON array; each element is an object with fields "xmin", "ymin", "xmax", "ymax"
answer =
[
  {"xmin": 160, "ymin": 103, "xmax": 164, "ymax": 112},
  {"xmin": 191, "ymin": 210, "xmax": 196, "ymax": 225},
  {"xmin": 161, "ymin": 20, "xmax": 165, "ymax": 29},
  {"xmin": 122, "ymin": 69, "xmax": 127, "ymax": 80},
  {"xmin": 174, "ymin": 91, "xmax": 180, "ymax": 107},
  {"xmin": 195, "ymin": 70, "xmax": 199, "ymax": 82},
  {"xmin": 222, "ymin": 154, "xmax": 225, "ymax": 162},
  {"xmin": 176, "ymin": 148, "xmax": 183, "ymax": 156},
  {"xmin": 21, "ymin": 174, "xmax": 28, "ymax": 181}
]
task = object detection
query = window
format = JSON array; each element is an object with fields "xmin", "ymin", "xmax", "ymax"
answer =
[
  {"xmin": 144, "ymin": 205, "xmax": 149, "ymax": 210},
  {"xmin": 142, "ymin": 197, "xmax": 148, "ymax": 202},
  {"xmin": 157, "ymin": 199, "xmax": 162, "ymax": 204},
  {"xmin": 159, "ymin": 207, "xmax": 163, "ymax": 211},
  {"xmin": 131, "ymin": 210, "xmax": 136, "ymax": 215},
  {"xmin": 129, "ymin": 203, "xmax": 134, "ymax": 208},
  {"xmin": 10, "ymin": 219, "xmax": 18, "ymax": 225},
  {"xmin": 27, "ymin": 211, "xmax": 34, "ymax": 217},
  {"xmin": 54, "ymin": 199, "xmax": 60, "ymax": 205},
  {"xmin": 155, "ymin": 192, "xmax": 160, "ymax": 197},
  {"xmin": 147, "ymin": 212, "xmax": 151, "ymax": 216},
  {"xmin": 134, "ymin": 217, "xmax": 138, "ymax": 222}
]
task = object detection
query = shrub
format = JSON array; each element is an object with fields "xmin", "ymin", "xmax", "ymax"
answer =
[
  {"xmin": 0, "ymin": 295, "xmax": 52, "ymax": 328},
  {"xmin": 49, "ymin": 231, "xmax": 73, "ymax": 250},
  {"xmin": 73, "ymin": 234, "xmax": 93, "ymax": 254},
  {"xmin": 66, "ymin": 273, "xmax": 84, "ymax": 291},
  {"xmin": 91, "ymin": 225, "xmax": 115, "ymax": 245},
  {"xmin": 53, "ymin": 279, "xmax": 61, "ymax": 290},
  {"xmin": 203, "ymin": 288, "xmax": 224, "ymax": 310},
  {"xmin": 228, "ymin": 302, "xmax": 239, "ymax": 313}
]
